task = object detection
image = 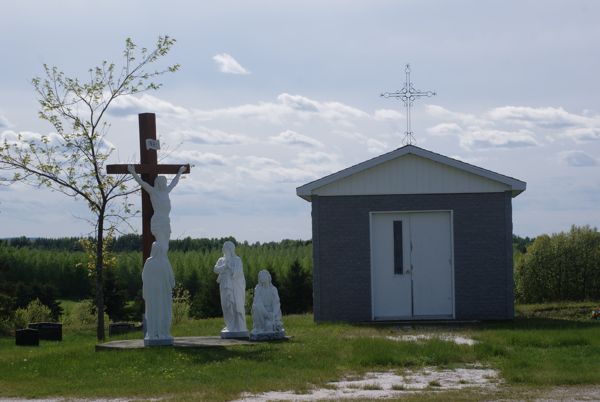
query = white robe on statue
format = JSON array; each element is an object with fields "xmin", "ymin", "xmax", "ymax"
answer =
[
  {"xmin": 142, "ymin": 242, "xmax": 175, "ymax": 342},
  {"xmin": 214, "ymin": 255, "xmax": 247, "ymax": 333}
]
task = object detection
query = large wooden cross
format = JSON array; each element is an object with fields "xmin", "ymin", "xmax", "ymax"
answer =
[{"xmin": 107, "ymin": 113, "xmax": 191, "ymax": 262}]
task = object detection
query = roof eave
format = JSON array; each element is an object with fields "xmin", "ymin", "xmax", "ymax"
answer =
[{"xmin": 295, "ymin": 145, "xmax": 528, "ymax": 200}]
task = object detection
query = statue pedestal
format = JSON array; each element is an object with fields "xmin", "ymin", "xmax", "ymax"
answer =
[
  {"xmin": 144, "ymin": 337, "xmax": 174, "ymax": 347},
  {"xmin": 220, "ymin": 329, "xmax": 249, "ymax": 340},
  {"xmin": 249, "ymin": 330, "xmax": 286, "ymax": 342}
]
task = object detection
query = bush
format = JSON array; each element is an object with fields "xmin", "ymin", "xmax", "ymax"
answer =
[
  {"xmin": 172, "ymin": 285, "xmax": 191, "ymax": 325},
  {"xmin": 515, "ymin": 225, "xmax": 600, "ymax": 303},
  {"xmin": 13, "ymin": 299, "xmax": 53, "ymax": 329},
  {"xmin": 63, "ymin": 299, "xmax": 109, "ymax": 330}
]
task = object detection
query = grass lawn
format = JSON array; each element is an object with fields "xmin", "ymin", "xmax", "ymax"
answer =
[{"xmin": 1, "ymin": 303, "xmax": 600, "ymax": 401}]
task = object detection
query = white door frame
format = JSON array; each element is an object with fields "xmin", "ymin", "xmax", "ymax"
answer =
[{"xmin": 369, "ymin": 210, "xmax": 455, "ymax": 320}]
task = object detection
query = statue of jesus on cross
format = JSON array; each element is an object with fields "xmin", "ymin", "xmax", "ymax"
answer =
[
  {"xmin": 107, "ymin": 113, "xmax": 191, "ymax": 263},
  {"xmin": 128, "ymin": 164, "xmax": 186, "ymax": 254}
]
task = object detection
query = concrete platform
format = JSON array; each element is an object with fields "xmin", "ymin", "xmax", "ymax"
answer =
[{"xmin": 95, "ymin": 336, "xmax": 259, "ymax": 351}]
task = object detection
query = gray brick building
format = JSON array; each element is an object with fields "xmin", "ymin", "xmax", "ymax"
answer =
[{"xmin": 296, "ymin": 145, "xmax": 526, "ymax": 322}]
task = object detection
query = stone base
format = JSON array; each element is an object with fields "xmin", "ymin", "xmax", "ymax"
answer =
[
  {"xmin": 144, "ymin": 337, "xmax": 174, "ymax": 346},
  {"xmin": 96, "ymin": 336, "xmax": 258, "ymax": 351},
  {"xmin": 249, "ymin": 330, "xmax": 286, "ymax": 341},
  {"xmin": 220, "ymin": 330, "xmax": 249, "ymax": 340}
]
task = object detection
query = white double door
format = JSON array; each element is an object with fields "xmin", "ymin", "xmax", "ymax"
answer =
[{"xmin": 371, "ymin": 211, "xmax": 454, "ymax": 320}]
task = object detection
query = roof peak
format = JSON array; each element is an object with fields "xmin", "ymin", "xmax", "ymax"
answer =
[{"xmin": 296, "ymin": 145, "xmax": 526, "ymax": 201}]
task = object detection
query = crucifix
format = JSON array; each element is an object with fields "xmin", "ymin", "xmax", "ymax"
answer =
[
  {"xmin": 381, "ymin": 63, "xmax": 436, "ymax": 145},
  {"xmin": 107, "ymin": 113, "xmax": 191, "ymax": 263}
]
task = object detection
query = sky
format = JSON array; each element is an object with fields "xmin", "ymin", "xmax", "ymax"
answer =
[{"xmin": 1, "ymin": 0, "xmax": 599, "ymax": 242}]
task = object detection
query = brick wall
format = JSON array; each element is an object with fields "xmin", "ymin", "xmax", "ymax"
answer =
[{"xmin": 311, "ymin": 192, "xmax": 514, "ymax": 322}]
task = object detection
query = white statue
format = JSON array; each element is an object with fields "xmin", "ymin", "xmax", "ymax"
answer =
[
  {"xmin": 128, "ymin": 164, "xmax": 186, "ymax": 254},
  {"xmin": 250, "ymin": 270, "xmax": 285, "ymax": 341},
  {"xmin": 214, "ymin": 241, "xmax": 248, "ymax": 338},
  {"xmin": 142, "ymin": 241, "xmax": 176, "ymax": 346}
]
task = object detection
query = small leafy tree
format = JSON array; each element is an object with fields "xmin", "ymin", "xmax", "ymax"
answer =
[
  {"xmin": 13, "ymin": 299, "xmax": 53, "ymax": 329},
  {"xmin": 0, "ymin": 36, "xmax": 179, "ymax": 340}
]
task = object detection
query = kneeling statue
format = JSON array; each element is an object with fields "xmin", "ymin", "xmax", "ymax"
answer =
[{"xmin": 250, "ymin": 270, "xmax": 285, "ymax": 341}]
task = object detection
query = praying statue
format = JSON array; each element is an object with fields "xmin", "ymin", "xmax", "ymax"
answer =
[
  {"xmin": 142, "ymin": 241, "xmax": 176, "ymax": 346},
  {"xmin": 127, "ymin": 164, "xmax": 186, "ymax": 254},
  {"xmin": 250, "ymin": 270, "xmax": 285, "ymax": 341},
  {"xmin": 214, "ymin": 241, "xmax": 248, "ymax": 338}
]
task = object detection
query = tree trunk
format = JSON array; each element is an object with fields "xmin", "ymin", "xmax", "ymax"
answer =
[{"xmin": 95, "ymin": 214, "xmax": 105, "ymax": 341}]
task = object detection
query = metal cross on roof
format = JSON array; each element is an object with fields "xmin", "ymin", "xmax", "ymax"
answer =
[{"xmin": 381, "ymin": 64, "xmax": 436, "ymax": 145}]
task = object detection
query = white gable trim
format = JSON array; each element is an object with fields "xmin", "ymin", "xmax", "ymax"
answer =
[{"xmin": 296, "ymin": 145, "xmax": 526, "ymax": 201}]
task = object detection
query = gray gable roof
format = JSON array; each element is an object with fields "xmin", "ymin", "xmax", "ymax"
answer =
[{"xmin": 296, "ymin": 145, "xmax": 526, "ymax": 201}]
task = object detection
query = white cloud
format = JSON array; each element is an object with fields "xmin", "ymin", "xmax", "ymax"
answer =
[
  {"xmin": 486, "ymin": 106, "xmax": 589, "ymax": 129},
  {"xmin": 237, "ymin": 166, "xmax": 315, "ymax": 184},
  {"xmin": 277, "ymin": 93, "xmax": 320, "ymax": 112},
  {"xmin": 170, "ymin": 150, "xmax": 227, "ymax": 166},
  {"xmin": 559, "ymin": 150, "xmax": 598, "ymax": 167},
  {"xmin": 427, "ymin": 104, "xmax": 600, "ymax": 150},
  {"xmin": 460, "ymin": 129, "xmax": 539, "ymax": 150},
  {"xmin": 212, "ymin": 53, "xmax": 251, "ymax": 75},
  {"xmin": 334, "ymin": 130, "xmax": 368, "ymax": 141},
  {"xmin": 0, "ymin": 130, "xmax": 63, "ymax": 149},
  {"xmin": 318, "ymin": 100, "xmax": 370, "ymax": 123},
  {"xmin": 168, "ymin": 128, "xmax": 250, "ymax": 145},
  {"xmin": 110, "ymin": 94, "xmax": 190, "ymax": 118},
  {"xmin": 374, "ymin": 109, "xmax": 404, "ymax": 121},
  {"xmin": 244, "ymin": 156, "xmax": 281, "ymax": 168},
  {"xmin": 293, "ymin": 151, "xmax": 338, "ymax": 165},
  {"xmin": 269, "ymin": 130, "xmax": 323, "ymax": 148},
  {"xmin": 237, "ymin": 156, "xmax": 315, "ymax": 183},
  {"xmin": 563, "ymin": 127, "xmax": 600, "ymax": 142},
  {"xmin": 195, "ymin": 93, "xmax": 370, "ymax": 126},
  {"xmin": 194, "ymin": 100, "xmax": 288, "ymax": 124},
  {"xmin": 367, "ymin": 138, "xmax": 388, "ymax": 153},
  {"xmin": 0, "ymin": 115, "xmax": 11, "ymax": 129},
  {"xmin": 425, "ymin": 105, "xmax": 487, "ymax": 127},
  {"xmin": 427, "ymin": 123, "xmax": 463, "ymax": 136}
]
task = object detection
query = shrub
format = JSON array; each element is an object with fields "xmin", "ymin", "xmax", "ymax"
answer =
[
  {"xmin": 13, "ymin": 299, "xmax": 53, "ymax": 329},
  {"xmin": 63, "ymin": 299, "xmax": 108, "ymax": 330},
  {"xmin": 172, "ymin": 285, "xmax": 191, "ymax": 325}
]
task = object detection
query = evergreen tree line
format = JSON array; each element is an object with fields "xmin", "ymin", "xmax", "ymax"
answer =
[
  {"xmin": 3, "ymin": 226, "xmax": 596, "ymax": 332},
  {"xmin": 0, "ymin": 237, "xmax": 312, "ymax": 332},
  {"xmin": 1, "ymin": 235, "xmax": 311, "ymax": 254},
  {"xmin": 514, "ymin": 225, "xmax": 600, "ymax": 303}
]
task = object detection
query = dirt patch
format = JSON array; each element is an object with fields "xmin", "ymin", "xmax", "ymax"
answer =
[{"xmin": 234, "ymin": 366, "xmax": 499, "ymax": 401}]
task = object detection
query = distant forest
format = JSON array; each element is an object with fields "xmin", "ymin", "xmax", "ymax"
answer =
[
  {"xmin": 3, "ymin": 229, "xmax": 597, "ymax": 332},
  {"xmin": 1, "ymin": 234, "xmax": 310, "ymax": 253},
  {"xmin": 0, "ymin": 236, "xmax": 313, "ymax": 327}
]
